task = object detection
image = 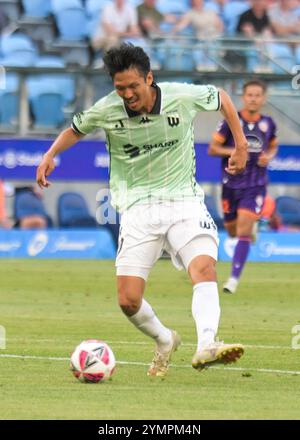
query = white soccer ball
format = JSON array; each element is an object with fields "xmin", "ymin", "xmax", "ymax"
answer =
[{"xmin": 70, "ymin": 339, "xmax": 116, "ymax": 383}]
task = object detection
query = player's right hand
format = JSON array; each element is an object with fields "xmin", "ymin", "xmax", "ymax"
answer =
[
  {"xmin": 36, "ymin": 154, "xmax": 55, "ymax": 189},
  {"xmin": 226, "ymin": 147, "xmax": 248, "ymax": 175}
]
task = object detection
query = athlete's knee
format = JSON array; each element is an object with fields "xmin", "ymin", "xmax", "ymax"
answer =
[
  {"xmin": 188, "ymin": 256, "xmax": 217, "ymax": 284},
  {"xmin": 117, "ymin": 286, "xmax": 142, "ymax": 316}
]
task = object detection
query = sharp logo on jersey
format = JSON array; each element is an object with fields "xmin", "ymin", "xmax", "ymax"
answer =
[
  {"xmin": 139, "ymin": 116, "xmax": 152, "ymax": 124},
  {"xmin": 123, "ymin": 143, "xmax": 140, "ymax": 158},
  {"xmin": 143, "ymin": 139, "xmax": 179, "ymax": 152},
  {"xmin": 167, "ymin": 116, "xmax": 180, "ymax": 127}
]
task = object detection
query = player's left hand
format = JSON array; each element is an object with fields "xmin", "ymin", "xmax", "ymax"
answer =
[{"xmin": 226, "ymin": 148, "xmax": 248, "ymax": 175}]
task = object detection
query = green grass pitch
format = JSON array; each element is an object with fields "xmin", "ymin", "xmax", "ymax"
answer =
[{"xmin": 0, "ymin": 259, "xmax": 299, "ymax": 420}]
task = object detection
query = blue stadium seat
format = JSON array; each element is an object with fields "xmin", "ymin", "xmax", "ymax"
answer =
[
  {"xmin": 223, "ymin": 1, "xmax": 249, "ymax": 35},
  {"xmin": 21, "ymin": 0, "xmax": 51, "ymax": 17},
  {"xmin": 268, "ymin": 43, "xmax": 295, "ymax": 74},
  {"xmin": 0, "ymin": 0, "xmax": 20, "ymax": 20},
  {"xmin": 14, "ymin": 187, "xmax": 52, "ymax": 227},
  {"xmin": 0, "ymin": 33, "xmax": 37, "ymax": 66},
  {"xmin": 28, "ymin": 56, "xmax": 75, "ymax": 105},
  {"xmin": 204, "ymin": 195, "xmax": 224, "ymax": 230},
  {"xmin": 51, "ymin": 0, "xmax": 83, "ymax": 14},
  {"xmin": 58, "ymin": 192, "xmax": 98, "ymax": 228},
  {"xmin": 0, "ymin": 72, "xmax": 19, "ymax": 126},
  {"xmin": 0, "ymin": 91, "xmax": 18, "ymax": 125},
  {"xmin": 54, "ymin": 7, "xmax": 88, "ymax": 40},
  {"xmin": 157, "ymin": 43, "xmax": 195, "ymax": 71},
  {"xmin": 157, "ymin": 0, "xmax": 189, "ymax": 15},
  {"xmin": 30, "ymin": 92, "xmax": 65, "ymax": 127},
  {"xmin": 275, "ymin": 196, "xmax": 300, "ymax": 227}
]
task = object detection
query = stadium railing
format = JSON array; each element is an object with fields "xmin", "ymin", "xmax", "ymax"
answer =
[{"xmin": 0, "ymin": 35, "xmax": 299, "ymax": 135}]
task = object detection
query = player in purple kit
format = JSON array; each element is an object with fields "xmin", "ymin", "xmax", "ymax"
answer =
[{"xmin": 209, "ymin": 80, "xmax": 278, "ymax": 293}]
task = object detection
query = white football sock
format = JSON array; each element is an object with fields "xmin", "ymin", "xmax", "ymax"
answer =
[
  {"xmin": 192, "ymin": 282, "xmax": 221, "ymax": 351},
  {"xmin": 128, "ymin": 299, "xmax": 172, "ymax": 352}
]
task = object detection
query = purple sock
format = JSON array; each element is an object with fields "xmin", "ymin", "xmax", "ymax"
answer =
[{"xmin": 231, "ymin": 236, "xmax": 251, "ymax": 280}]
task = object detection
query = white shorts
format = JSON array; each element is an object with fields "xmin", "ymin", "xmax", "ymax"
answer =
[{"xmin": 116, "ymin": 200, "xmax": 219, "ymax": 281}]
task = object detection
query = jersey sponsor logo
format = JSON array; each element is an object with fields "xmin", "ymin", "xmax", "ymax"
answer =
[
  {"xmin": 246, "ymin": 134, "xmax": 263, "ymax": 153},
  {"xmin": 167, "ymin": 116, "xmax": 180, "ymax": 127},
  {"xmin": 139, "ymin": 116, "xmax": 152, "ymax": 124},
  {"xmin": 143, "ymin": 139, "xmax": 178, "ymax": 152},
  {"xmin": 123, "ymin": 139, "xmax": 179, "ymax": 157},
  {"xmin": 123, "ymin": 143, "xmax": 140, "ymax": 158}
]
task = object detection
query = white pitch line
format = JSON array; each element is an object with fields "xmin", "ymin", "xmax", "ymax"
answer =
[
  {"xmin": 4, "ymin": 338, "xmax": 293, "ymax": 350},
  {"xmin": 0, "ymin": 353, "xmax": 300, "ymax": 376}
]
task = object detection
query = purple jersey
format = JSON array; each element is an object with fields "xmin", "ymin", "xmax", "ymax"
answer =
[{"xmin": 214, "ymin": 111, "xmax": 277, "ymax": 189}]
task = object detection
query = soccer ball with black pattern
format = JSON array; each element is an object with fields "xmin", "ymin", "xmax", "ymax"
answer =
[{"xmin": 70, "ymin": 340, "xmax": 116, "ymax": 383}]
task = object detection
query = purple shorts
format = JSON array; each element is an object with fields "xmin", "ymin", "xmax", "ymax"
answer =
[{"xmin": 222, "ymin": 185, "xmax": 266, "ymax": 223}]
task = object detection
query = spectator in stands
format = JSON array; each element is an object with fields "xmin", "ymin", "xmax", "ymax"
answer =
[
  {"xmin": 236, "ymin": 0, "xmax": 273, "ymax": 38},
  {"xmin": 137, "ymin": 0, "xmax": 177, "ymax": 38},
  {"xmin": 234, "ymin": 0, "xmax": 274, "ymax": 72},
  {"xmin": 172, "ymin": 0, "xmax": 223, "ymax": 40},
  {"xmin": 0, "ymin": 179, "xmax": 12, "ymax": 229},
  {"xmin": 14, "ymin": 186, "xmax": 49, "ymax": 229},
  {"xmin": 268, "ymin": 0, "xmax": 300, "ymax": 37},
  {"xmin": 91, "ymin": 0, "xmax": 141, "ymax": 54},
  {"xmin": 172, "ymin": 0, "xmax": 223, "ymax": 71}
]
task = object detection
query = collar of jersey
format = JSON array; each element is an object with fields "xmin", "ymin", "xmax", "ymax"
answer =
[
  {"xmin": 239, "ymin": 109, "xmax": 262, "ymax": 123},
  {"xmin": 124, "ymin": 83, "xmax": 161, "ymax": 118}
]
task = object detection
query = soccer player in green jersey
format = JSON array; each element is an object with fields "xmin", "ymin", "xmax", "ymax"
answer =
[{"xmin": 37, "ymin": 44, "xmax": 248, "ymax": 377}]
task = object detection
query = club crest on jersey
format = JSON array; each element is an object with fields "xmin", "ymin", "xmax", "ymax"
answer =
[
  {"xmin": 258, "ymin": 120, "xmax": 269, "ymax": 133},
  {"xmin": 167, "ymin": 114, "xmax": 180, "ymax": 127}
]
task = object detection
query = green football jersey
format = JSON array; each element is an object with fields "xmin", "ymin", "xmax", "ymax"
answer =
[{"xmin": 72, "ymin": 82, "xmax": 220, "ymax": 212}]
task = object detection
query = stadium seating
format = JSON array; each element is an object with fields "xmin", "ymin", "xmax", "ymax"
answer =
[
  {"xmin": 0, "ymin": 0, "xmax": 20, "ymax": 20},
  {"xmin": 57, "ymin": 192, "xmax": 98, "ymax": 228},
  {"xmin": 21, "ymin": 0, "xmax": 51, "ymax": 18},
  {"xmin": 0, "ymin": 33, "xmax": 37, "ymax": 66},
  {"xmin": 223, "ymin": 1, "xmax": 249, "ymax": 35},
  {"xmin": 275, "ymin": 196, "xmax": 300, "ymax": 227},
  {"xmin": 27, "ymin": 56, "xmax": 75, "ymax": 106},
  {"xmin": 51, "ymin": 0, "xmax": 83, "ymax": 14},
  {"xmin": 268, "ymin": 43, "xmax": 295, "ymax": 74},
  {"xmin": 54, "ymin": 6, "xmax": 88, "ymax": 41},
  {"xmin": 30, "ymin": 92, "xmax": 65, "ymax": 127},
  {"xmin": 204, "ymin": 195, "xmax": 224, "ymax": 230},
  {"xmin": 0, "ymin": 72, "xmax": 19, "ymax": 126},
  {"xmin": 14, "ymin": 187, "xmax": 52, "ymax": 227}
]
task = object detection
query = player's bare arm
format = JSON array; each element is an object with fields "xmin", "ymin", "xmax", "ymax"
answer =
[
  {"xmin": 218, "ymin": 89, "xmax": 248, "ymax": 175},
  {"xmin": 257, "ymin": 139, "xmax": 278, "ymax": 167},
  {"xmin": 208, "ymin": 139, "xmax": 234, "ymax": 158},
  {"xmin": 36, "ymin": 127, "xmax": 85, "ymax": 189}
]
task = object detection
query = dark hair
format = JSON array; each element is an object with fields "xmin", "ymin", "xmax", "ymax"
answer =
[
  {"xmin": 243, "ymin": 79, "xmax": 267, "ymax": 94},
  {"xmin": 103, "ymin": 43, "xmax": 151, "ymax": 79}
]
